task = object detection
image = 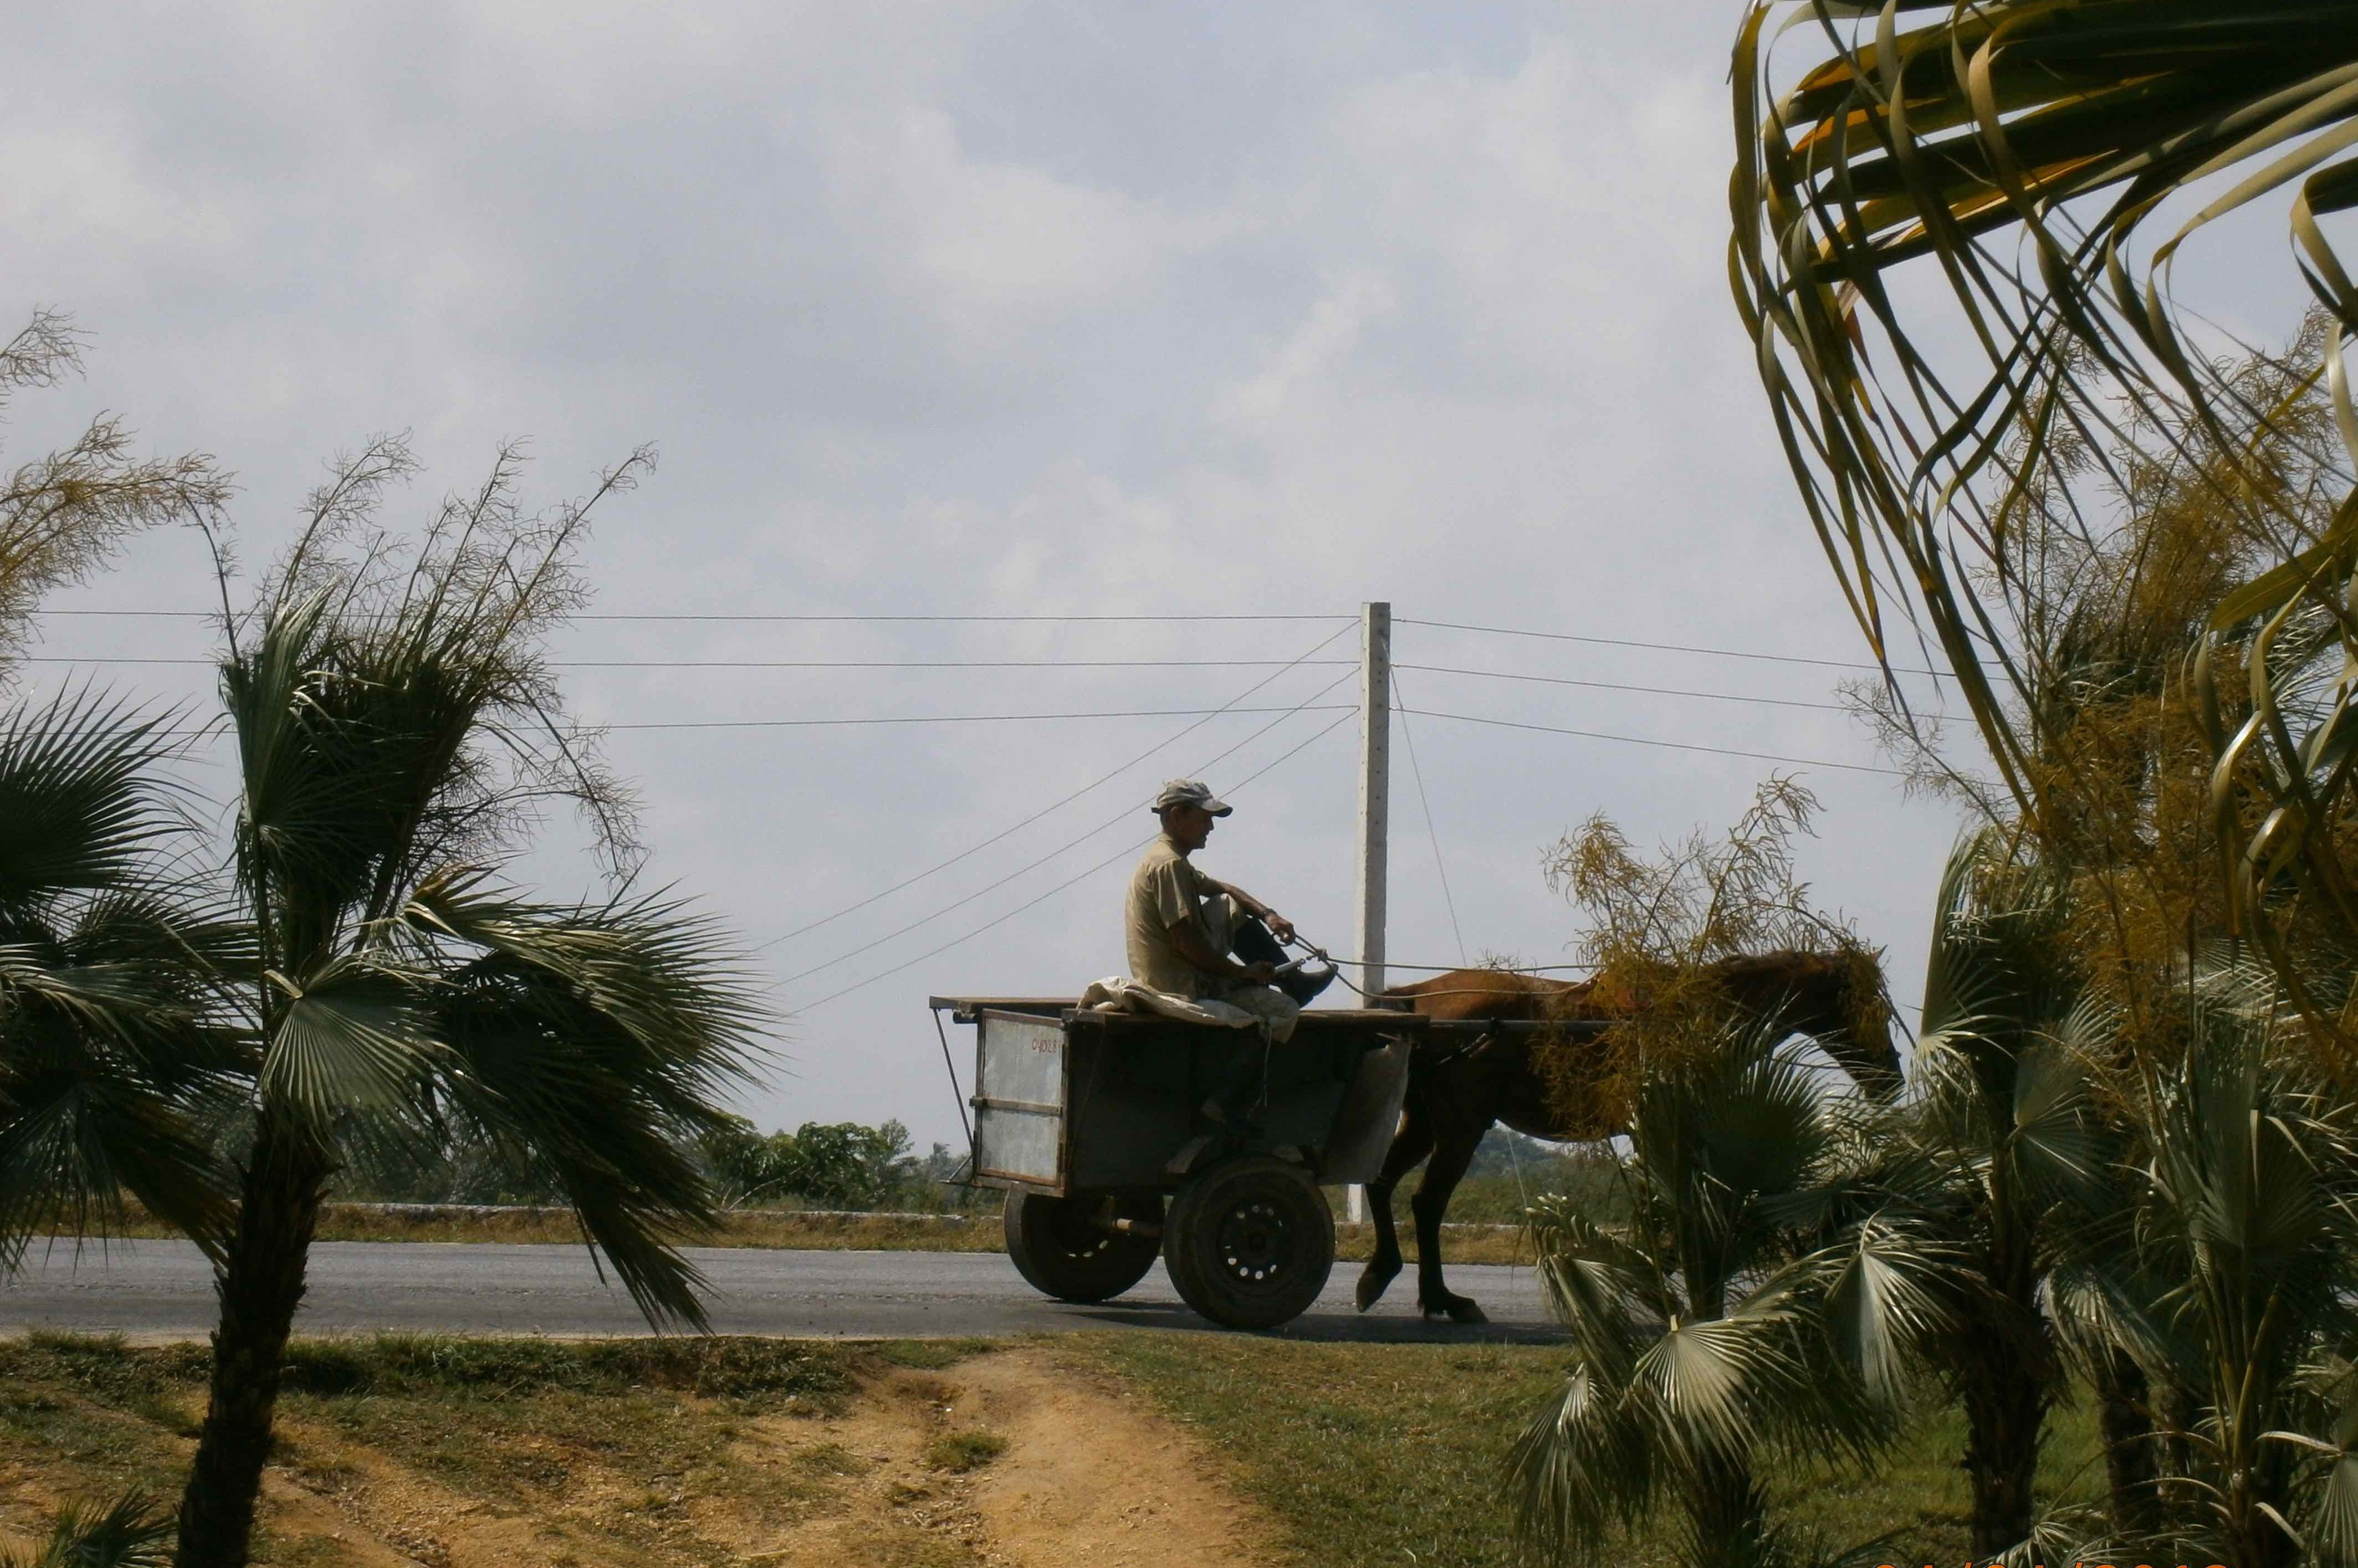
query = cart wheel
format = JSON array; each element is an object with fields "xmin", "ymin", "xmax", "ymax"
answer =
[
  {"xmin": 1163, "ymin": 1157, "xmax": 1334, "ymax": 1330},
  {"xmin": 1002, "ymin": 1189, "xmax": 1163, "ymax": 1303}
]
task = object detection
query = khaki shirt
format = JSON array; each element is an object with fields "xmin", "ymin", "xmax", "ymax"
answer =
[{"xmin": 1126, "ymin": 835, "xmax": 1219, "ymax": 996}]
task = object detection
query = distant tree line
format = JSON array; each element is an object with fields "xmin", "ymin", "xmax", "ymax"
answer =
[{"xmin": 334, "ymin": 1115, "xmax": 981, "ymax": 1213}]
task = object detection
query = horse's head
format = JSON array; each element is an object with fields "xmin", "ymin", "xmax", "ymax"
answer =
[{"xmin": 1715, "ymin": 948, "xmax": 1903, "ymax": 1100}]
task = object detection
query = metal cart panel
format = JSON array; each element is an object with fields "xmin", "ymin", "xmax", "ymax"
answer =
[
  {"xmin": 973, "ymin": 1010, "xmax": 1066, "ymax": 1186},
  {"xmin": 954, "ymin": 1000, "xmax": 1424, "ymax": 1195}
]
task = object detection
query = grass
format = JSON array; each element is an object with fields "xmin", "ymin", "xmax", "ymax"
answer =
[
  {"xmin": 0, "ymin": 1332, "xmax": 989, "ymax": 1567},
  {"xmin": 922, "ymin": 1431, "xmax": 1006, "ymax": 1473},
  {"xmin": 1072, "ymin": 1333, "xmax": 2108, "ymax": 1568}
]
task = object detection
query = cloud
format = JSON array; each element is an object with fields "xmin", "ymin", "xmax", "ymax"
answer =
[
  {"xmin": 1216, "ymin": 270, "xmax": 1398, "ymax": 427},
  {"xmin": 2, "ymin": 4, "xmax": 1994, "ymax": 1140}
]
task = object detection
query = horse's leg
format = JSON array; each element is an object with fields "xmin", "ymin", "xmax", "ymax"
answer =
[
  {"xmin": 1411, "ymin": 1124, "xmax": 1487, "ymax": 1324},
  {"xmin": 1354, "ymin": 1094, "xmax": 1434, "ymax": 1312}
]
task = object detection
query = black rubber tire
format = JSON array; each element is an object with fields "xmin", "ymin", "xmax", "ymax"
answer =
[
  {"xmin": 1002, "ymin": 1189, "xmax": 1163, "ymax": 1303},
  {"xmin": 1162, "ymin": 1157, "xmax": 1335, "ymax": 1330}
]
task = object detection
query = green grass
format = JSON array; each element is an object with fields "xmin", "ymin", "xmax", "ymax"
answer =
[
  {"xmin": 1074, "ymin": 1334, "xmax": 2108, "ymax": 1568},
  {"xmin": 922, "ymin": 1430, "xmax": 1007, "ymax": 1473}
]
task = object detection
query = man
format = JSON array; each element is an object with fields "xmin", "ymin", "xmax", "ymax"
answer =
[{"xmin": 1124, "ymin": 778, "xmax": 1333, "ymax": 1030}]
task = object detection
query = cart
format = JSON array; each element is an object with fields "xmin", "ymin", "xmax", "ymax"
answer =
[{"xmin": 929, "ymin": 996, "xmax": 1433, "ymax": 1330}]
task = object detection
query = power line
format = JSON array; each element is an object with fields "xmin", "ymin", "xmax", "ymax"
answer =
[
  {"xmin": 1397, "ymin": 663, "xmax": 1860, "ymax": 714},
  {"xmin": 25, "ymin": 605, "xmax": 1966, "ymax": 680},
  {"xmin": 30, "ymin": 609, "xmax": 1355, "ymax": 624},
  {"xmin": 776, "ymin": 670, "xmax": 1358, "ymax": 982},
  {"xmin": 600, "ymin": 705, "xmax": 1354, "ymax": 731},
  {"xmin": 1398, "ymin": 617, "xmax": 1960, "ymax": 679},
  {"xmin": 12, "ymin": 656, "xmax": 1360, "ymax": 670},
  {"xmin": 1401, "ymin": 708, "xmax": 1905, "ymax": 777},
  {"xmin": 756, "ymin": 626, "xmax": 1360, "ymax": 950},
  {"xmin": 136, "ymin": 704, "xmax": 1354, "ymax": 741},
  {"xmin": 1392, "ymin": 671, "xmax": 1466, "ymax": 967},
  {"xmin": 792, "ymin": 706, "xmax": 1357, "ymax": 1013},
  {"xmin": 16, "ymin": 653, "xmax": 1891, "ymax": 722}
]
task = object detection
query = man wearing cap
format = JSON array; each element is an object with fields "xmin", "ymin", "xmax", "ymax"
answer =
[{"xmin": 1126, "ymin": 779, "xmax": 1333, "ymax": 1033}]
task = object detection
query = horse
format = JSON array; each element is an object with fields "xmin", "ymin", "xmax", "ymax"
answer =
[{"xmin": 1354, "ymin": 949, "xmax": 1904, "ymax": 1323}]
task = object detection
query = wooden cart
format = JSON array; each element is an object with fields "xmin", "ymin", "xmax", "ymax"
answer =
[{"xmin": 929, "ymin": 996, "xmax": 1430, "ymax": 1329}]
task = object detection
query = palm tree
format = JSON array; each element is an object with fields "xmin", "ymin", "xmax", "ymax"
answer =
[
  {"xmin": 1509, "ymin": 1011, "xmax": 1932, "ymax": 1568},
  {"xmin": 164, "ymin": 439, "xmax": 771, "ymax": 1568},
  {"xmin": 2107, "ymin": 969, "xmax": 2358, "ymax": 1568},
  {"xmin": 1731, "ymin": 2, "xmax": 2358, "ymax": 977},
  {"xmin": 1907, "ymin": 833, "xmax": 2122, "ymax": 1551},
  {"xmin": 3, "ymin": 435, "xmax": 775, "ymax": 1568},
  {"xmin": 0, "ymin": 689, "xmax": 244, "ymax": 1270}
]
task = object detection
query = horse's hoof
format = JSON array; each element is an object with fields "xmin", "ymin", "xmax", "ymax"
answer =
[
  {"xmin": 1421, "ymin": 1296, "xmax": 1487, "ymax": 1325},
  {"xmin": 1356, "ymin": 1259, "xmax": 1400, "ymax": 1313}
]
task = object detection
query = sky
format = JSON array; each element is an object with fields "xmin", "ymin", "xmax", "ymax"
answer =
[{"xmin": 2, "ymin": 3, "xmax": 2329, "ymax": 1150}]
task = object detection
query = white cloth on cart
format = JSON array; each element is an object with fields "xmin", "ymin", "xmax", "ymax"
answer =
[{"xmin": 1076, "ymin": 976, "xmax": 1298, "ymax": 1044}]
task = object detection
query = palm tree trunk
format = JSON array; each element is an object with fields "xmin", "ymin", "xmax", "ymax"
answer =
[
  {"xmin": 2095, "ymin": 1349, "xmax": 2160, "ymax": 1536},
  {"xmin": 1959, "ymin": 1315, "xmax": 2049, "ymax": 1557},
  {"xmin": 175, "ymin": 1113, "xmax": 330, "ymax": 1568},
  {"xmin": 1683, "ymin": 1450, "xmax": 1775, "ymax": 1568}
]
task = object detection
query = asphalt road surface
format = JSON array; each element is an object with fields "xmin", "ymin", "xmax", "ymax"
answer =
[{"xmin": 4, "ymin": 1241, "xmax": 1564, "ymax": 1342}]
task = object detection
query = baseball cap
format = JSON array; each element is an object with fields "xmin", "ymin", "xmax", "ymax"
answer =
[{"xmin": 1152, "ymin": 778, "xmax": 1232, "ymax": 816}]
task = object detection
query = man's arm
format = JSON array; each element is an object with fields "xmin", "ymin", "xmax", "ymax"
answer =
[
  {"xmin": 1168, "ymin": 919, "xmax": 1276, "ymax": 985},
  {"xmin": 1199, "ymin": 878, "xmax": 1296, "ymax": 945}
]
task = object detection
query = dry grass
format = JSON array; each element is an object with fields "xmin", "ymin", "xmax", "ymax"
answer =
[{"xmin": 0, "ymin": 1332, "xmax": 1006, "ymax": 1568}]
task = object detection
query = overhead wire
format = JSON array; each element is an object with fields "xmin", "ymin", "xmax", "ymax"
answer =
[
  {"xmin": 793, "ymin": 704, "xmax": 1359, "ymax": 1013},
  {"xmin": 596, "ymin": 705, "xmax": 1354, "ymax": 731},
  {"xmin": 1400, "ymin": 708, "xmax": 1904, "ymax": 777},
  {"xmin": 28, "ymin": 604, "xmax": 1968, "ymax": 681},
  {"xmin": 13, "ymin": 656, "xmax": 1359, "ymax": 670},
  {"xmin": 1398, "ymin": 617, "xmax": 1960, "ymax": 679},
  {"xmin": 1396, "ymin": 663, "xmax": 1863, "ymax": 714},
  {"xmin": 1392, "ymin": 669, "xmax": 1467, "ymax": 967},
  {"xmin": 774, "ymin": 668, "xmax": 1358, "ymax": 982},
  {"xmin": 755, "ymin": 623, "xmax": 1359, "ymax": 950},
  {"xmin": 30, "ymin": 609, "xmax": 1356, "ymax": 624}
]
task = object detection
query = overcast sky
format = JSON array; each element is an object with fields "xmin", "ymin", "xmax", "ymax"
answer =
[{"xmin": 4, "ymin": 3, "xmax": 2324, "ymax": 1149}]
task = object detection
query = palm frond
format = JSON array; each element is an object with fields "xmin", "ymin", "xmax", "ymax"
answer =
[
  {"xmin": 1507, "ymin": 1359, "xmax": 1656, "ymax": 1562},
  {"xmin": 0, "ymin": 1490, "xmax": 172, "ymax": 1568},
  {"xmin": 400, "ymin": 878, "xmax": 771, "ymax": 1329},
  {"xmin": 0, "ymin": 689, "xmax": 192, "ymax": 913},
  {"xmin": 1734, "ymin": 1, "xmax": 2358, "ymax": 955},
  {"xmin": 257, "ymin": 954, "xmax": 441, "ymax": 1125},
  {"xmin": 1817, "ymin": 1212, "xmax": 1961, "ymax": 1406}
]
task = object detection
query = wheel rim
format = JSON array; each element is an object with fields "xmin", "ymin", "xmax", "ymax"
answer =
[
  {"xmin": 1047, "ymin": 1202, "xmax": 1117, "ymax": 1262},
  {"xmin": 1212, "ymin": 1196, "xmax": 1295, "ymax": 1291}
]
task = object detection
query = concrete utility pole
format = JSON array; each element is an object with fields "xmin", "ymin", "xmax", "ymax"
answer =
[
  {"xmin": 1347, "ymin": 601, "xmax": 1391, "ymax": 1226},
  {"xmin": 1356, "ymin": 601, "xmax": 1392, "ymax": 995}
]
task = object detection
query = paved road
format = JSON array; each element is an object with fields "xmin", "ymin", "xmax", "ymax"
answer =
[{"xmin": 4, "ymin": 1241, "xmax": 1564, "ymax": 1342}]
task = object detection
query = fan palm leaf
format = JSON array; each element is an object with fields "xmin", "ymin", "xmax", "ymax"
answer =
[
  {"xmin": 2122, "ymin": 984, "xmax": 2358, "ymax": 1566},
  {"xmin": 1512, "ymin": 1013, "xmax": 1916, "ymax": 1566},
  {"xmin": 0, "ymin": 694, "xmax": 243, "ymax": 1267},
  {"xmin": 0, "ymin": 1490, "xmax": 173, "ymax": 1568}
]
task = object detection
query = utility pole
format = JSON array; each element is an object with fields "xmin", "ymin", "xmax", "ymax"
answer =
[{"xmin": 1347, "ymin": 601, "xmax": 1390, "ymax": 1226}]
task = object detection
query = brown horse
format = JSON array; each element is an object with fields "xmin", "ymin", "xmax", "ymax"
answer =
[{"xmin": 1356, "ymin": 949, "xmax": 1904, "ymax": 1323}]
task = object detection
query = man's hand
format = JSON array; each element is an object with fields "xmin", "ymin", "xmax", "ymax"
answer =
[
  {"xmin": 1265, "ymin": 913, "xmax": 1297, "ymax": 945},
  {"xmin": 1241, "ymin": 960, "xmax": 1278, "ymax": 985}
]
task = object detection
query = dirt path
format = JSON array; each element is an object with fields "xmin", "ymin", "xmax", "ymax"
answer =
[
  {"xmin": 130, "ymin": 1342, "xmax": 1289, "ymax": 1568},
  {"xmin": 958, "ymin": 1347, "xmax": 1276, "ymax": 1568}
]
